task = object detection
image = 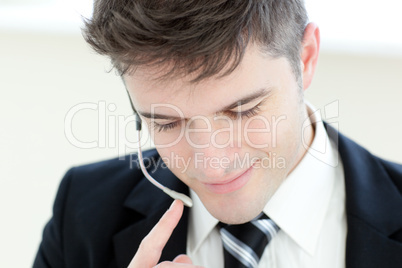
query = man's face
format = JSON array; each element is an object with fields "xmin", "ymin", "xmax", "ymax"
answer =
[{"xmin": 125, "ymin": 44, "xmax": 313, "ymax": 224}]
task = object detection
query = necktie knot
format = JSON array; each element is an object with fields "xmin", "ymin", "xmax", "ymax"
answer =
[{"xmin": 219, "ymin": 213, "xmax": 279, "ymax": 268}]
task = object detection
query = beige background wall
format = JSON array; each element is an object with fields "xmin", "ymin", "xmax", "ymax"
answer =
[{"xmin": 1, "ymin": 29, "xmax": 401, "ymax": 267}]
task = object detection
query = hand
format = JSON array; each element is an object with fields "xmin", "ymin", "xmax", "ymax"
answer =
[{"xmin": 128, "ymin": 200, "xmax": 204, "ymax": 268}]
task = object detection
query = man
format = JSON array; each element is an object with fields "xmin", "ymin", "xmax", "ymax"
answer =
[{"xmin": 34, "ymin": 1, "xmax": 402, "ymax": 267}]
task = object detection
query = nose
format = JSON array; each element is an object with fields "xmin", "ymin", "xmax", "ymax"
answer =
[{"xmin": 186, "ymin": 116, "xmax": 240, "ymax": 179}]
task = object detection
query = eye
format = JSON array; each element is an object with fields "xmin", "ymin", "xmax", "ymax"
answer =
[
  {"xmin": 224, "ymin": 102, "xmax": 262, "ymax": 120},
  {"xmin": 152, "ymin": 120, "xmax": 182, "ymax": 132}
]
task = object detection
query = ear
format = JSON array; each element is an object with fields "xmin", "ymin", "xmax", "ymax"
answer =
[{"xmin": 301, "ymin": 23, "xmax": 320, "ymax": 91}]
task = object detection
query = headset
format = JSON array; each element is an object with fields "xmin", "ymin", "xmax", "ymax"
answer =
[{"xmin": 128, "ymin": 91, "xmax": 193, "ymax": 207}]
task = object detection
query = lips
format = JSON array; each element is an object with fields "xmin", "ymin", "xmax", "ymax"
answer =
[{"xmin": 203, "ymin": 165, "xmax": 254, "ymax": 194}]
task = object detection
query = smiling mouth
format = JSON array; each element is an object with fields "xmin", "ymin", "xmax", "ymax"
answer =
[{"xmin": 203, "ymin": 165, "xmax": 254, "ymax": 194}]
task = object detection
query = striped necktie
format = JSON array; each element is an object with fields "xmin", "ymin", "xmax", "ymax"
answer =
[{"xmin": 219, "ymin": 214, "xmax": 279, "ymax": 268}]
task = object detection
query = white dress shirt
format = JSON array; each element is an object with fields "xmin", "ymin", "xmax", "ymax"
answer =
[{"xmin": 186, "ymin": 104, "xmax": 347, "ymax": 268}]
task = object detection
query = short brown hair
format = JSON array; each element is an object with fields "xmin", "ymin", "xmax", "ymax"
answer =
[{"xmin": 83, "ymin": 0, "xmax": 308, "ymax": 82}]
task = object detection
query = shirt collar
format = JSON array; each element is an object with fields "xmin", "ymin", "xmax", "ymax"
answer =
[
  {"xmin": 187, "ymin": 103, "xmax": 339, "ymax": 256},
  {"xmin": 265, "ymin": 102, "xmax": 339, "ymax": 255}
]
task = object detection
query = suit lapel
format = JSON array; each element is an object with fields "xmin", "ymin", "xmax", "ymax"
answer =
[
  {"xmin": 112, "ymin": 153, "xmax": 190, "ymax": 268},
  {"xmin": 326, "ymin": 124, "xmax": 402, "ymax": 267}
]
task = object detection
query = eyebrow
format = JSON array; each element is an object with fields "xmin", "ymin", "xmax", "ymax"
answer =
[
  {"xmin": 137, "ymin": 87, "xmax": 272, "ymax": 120},
  {"xmin": 219, "ymin": 87, "xmax": 271, "ymax": 111}
]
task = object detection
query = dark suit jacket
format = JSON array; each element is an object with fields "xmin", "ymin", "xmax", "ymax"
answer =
[{"xmin": 33, "ymin": 126, "xmax": 402, "ymax": 268}]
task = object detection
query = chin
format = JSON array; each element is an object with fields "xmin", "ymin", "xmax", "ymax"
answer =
[
  {"xmin": 214, "ymin": 208, "xmax": 263, "ymax": 225},
  {"xmin": 204, "ymin": 194, "xmax": 267, "ymax": 224}
]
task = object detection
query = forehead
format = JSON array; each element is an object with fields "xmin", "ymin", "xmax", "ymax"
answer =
[{"xmin": 124, "ymin": 45, "xmax": 293, "ymax": 116}]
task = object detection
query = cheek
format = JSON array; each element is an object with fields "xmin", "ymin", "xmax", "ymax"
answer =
[
  {"xmin": 242, "ymin": 111, "xmax": 302, "ymax": 163},
  {"xmin": 155, "ymin": 138, "xmax": 192, "ymax": 175},
  {"xmin": 268, "ymin": 111, "xmax": 305, "ymax": 170},
  {"xmin": 241, "ymin": 115, "xmax": 281, "ymax": 150}
]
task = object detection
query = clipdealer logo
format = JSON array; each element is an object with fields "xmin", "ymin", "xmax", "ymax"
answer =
[{"xmin": 64, "ymin": 101, "xmax": 287, "ymax": 156}]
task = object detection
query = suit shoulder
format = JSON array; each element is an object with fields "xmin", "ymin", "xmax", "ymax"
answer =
[
  {"xmin": 335, "ymin": 128, "xmax": 402, "ymax": 193},
  {"xmin": 71, "ymin": 149, "xmax": 158, "ymax": 181},
  {"xmin": 378, "ymin": 158, "xmax": 402, "ymax": 193},
  {"xmin": 59, "ymin": 149, "xmax": 160, "ymax": 201}
]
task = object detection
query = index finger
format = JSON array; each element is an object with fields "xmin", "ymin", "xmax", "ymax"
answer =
[{"xmin": 128, "ymin": 200, "xmax": 184, "ymax": 268}]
